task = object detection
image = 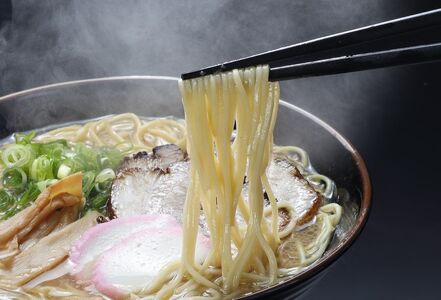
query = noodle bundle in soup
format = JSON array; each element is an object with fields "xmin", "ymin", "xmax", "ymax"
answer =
[{"xmin": 0, "ymin": 66, "xmax": 342, "ymax": 299}]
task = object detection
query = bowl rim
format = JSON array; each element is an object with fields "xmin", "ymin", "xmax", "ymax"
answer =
[{"xmin": 0, "ymin": 76, "xmax": 371, "ymax": 298}]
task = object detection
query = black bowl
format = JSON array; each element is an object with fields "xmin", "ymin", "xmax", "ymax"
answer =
[{"xmin": 0, "ymin": 76, "xmax": 371, "ymax": 299}]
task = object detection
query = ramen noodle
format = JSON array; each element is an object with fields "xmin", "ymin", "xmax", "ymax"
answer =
[{"xmin": 0, "ymin": 66, "xmax": 342, "ymax": 299}]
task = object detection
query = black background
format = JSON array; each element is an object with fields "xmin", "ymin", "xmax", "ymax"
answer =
[{"xmin": 1, "ymin": 1, "xmax": 441, "ymax": 299}]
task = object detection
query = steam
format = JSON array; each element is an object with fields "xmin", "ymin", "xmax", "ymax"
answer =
[
  {"xmin": 0, "ymin": 0, "xmax": 392, "ymax": 95},
  {"xmin": 0, "ymin": 0, "xmax": 226, "ymax": 94},
  {"xmin": 0, "ymin": 0, "xmax": 414, "ymax": 140}
]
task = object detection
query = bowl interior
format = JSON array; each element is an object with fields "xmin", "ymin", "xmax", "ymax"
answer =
[{"xmin": 0, "ymin": 76, "xmax": 371, "ymax": 297}]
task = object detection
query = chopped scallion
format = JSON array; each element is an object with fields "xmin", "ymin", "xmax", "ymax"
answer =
[
  {"xmin": 36, "ymin": 179, "xmax": 58, "ymax": 192},
  {"xmin": 2, "ymin": 168, "xmax": 27, "ymax": 191},
  {"xmin": 1, "ymin": 145, "xmax": 32, "ymax": 168},
  {"xmin": 57, "ymin": 164, "xmax": 72, "ymax": 179},
  {"xmin": 30, "ymin": 155, "xmax": 53, "ymax": 181},
  {"xmin": 1, "ymin": 131, "xmax": 124, "ymax": 219}
]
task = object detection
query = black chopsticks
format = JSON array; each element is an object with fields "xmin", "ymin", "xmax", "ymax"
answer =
[
  {"xmin": 269, "ymin": 42, "xmax": 441, "ymax": 80},
  {"xmin": 181, "ymin": 8, "xmax": 441, "ymax": 81}
]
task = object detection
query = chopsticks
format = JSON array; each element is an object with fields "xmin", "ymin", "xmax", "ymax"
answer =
[
  {"xmin": 181, "ymin": 9, "xmax": 441, "ymax": 81},
  {"xmin": 269, "ymin": 42, "xmax": 441, "ymax": 80}
]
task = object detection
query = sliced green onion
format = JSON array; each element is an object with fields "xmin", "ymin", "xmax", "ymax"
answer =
[
  {"xmin": 99, "ymin": 157, "xmax": 111, "ymax": 169},
  {"xmin": 2, "ymin": 168, "xmax": 27, "ymax": 190},
  {"xmin": 1, "ymin": 145, "xmax": 32, "ymax": 168},
  {"xmin": 30, "ymin": 155, "xmax": 53, "ymax": 181},
  {"xmin": 90, "ymin": 193, "xmax": 109, "ymax": 210},
  {"xmin": 15, "ymin": 131, "xmax": 36, "ymax": 145},
  {"xmin": 37, "ymin": 179, "xmax": 59, "ymax": 192},
  {"xmin": 82, "ymin": 171, "xmax": 95, "ymax": 197},
  {"xmin": 94, "ymin": 181, "xmax": 112, "ymax": 193},
  {"xmin": 16, "ymin": 183, "xmax": 40, "ymax": 210},
  {"xmin": 0, "ymin": 189, "xmax": 16, "ymax": 213},
  {"xmin": 64, "ymin": 151, "xmax": 76, "ymax": 159},
  {"xmin": 100, "ymin": 146, "xmax": 124, "ymax": 169},
  {"xmin": 39, "ymin": 141, "xmax": 67, "ymax": 158},
  {"xmin": 2, "ymin": 184, "xmax": 40, "ymax": 219},
  {"xmin": 74, "ymin": 144, "xmax": 100, "ymax": 171},
  {"xmin": 57, "ymin": 164, "xmax": 72, "ymax": 179},
  {"xmin": 56, "ymin": 158, "xmax": 76, "ymax": 172},
  {"xmin": 95, "ymin": 168, "xmax": 115, "ymax": 183},
  {"xmin": 94, "ymin": 168, "xmax": 115, "ymax": 193},
  {"xmin": 1, "ymin": 132, "xmax": 125, "ymax": 218}
]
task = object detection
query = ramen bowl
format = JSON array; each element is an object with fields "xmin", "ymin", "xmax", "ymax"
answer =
[{"xmin": 0, "ymin": 76, "xmax": 371, "ymax": 299}]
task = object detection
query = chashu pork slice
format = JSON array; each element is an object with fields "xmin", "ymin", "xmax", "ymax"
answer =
[
  {"xmin": 110, "ymin": 144, "xmax": 320, "ymax": 229},
  {"xmin": 109, "ymin": 144, "xmax": 190, "ymax": 224},
  {"xmin": 265, "ymin": 158, "xmax": 321, "ymax": 225}
]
